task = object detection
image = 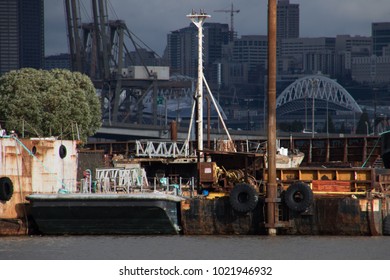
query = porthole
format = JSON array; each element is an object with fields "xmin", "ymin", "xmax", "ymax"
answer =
[{"xmin": 59, "ymin": 144, "xmax": 67, "ymax": 159}]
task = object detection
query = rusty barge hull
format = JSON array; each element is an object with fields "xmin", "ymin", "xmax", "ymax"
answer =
[{"xmin": 181, "ymin": 196, "xmax": 387, "ymax": 235}]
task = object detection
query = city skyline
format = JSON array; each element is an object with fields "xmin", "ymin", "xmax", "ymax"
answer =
[{"xmin": 45, "ymin": 0, "xmax": 390, "ymax": 56}]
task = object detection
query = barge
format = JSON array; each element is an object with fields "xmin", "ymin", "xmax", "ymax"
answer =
[
  {"xmin": 0, "ymin": 135, "xmax": 185, "ymax": 235},
  {"xmin": 1, "ymin": 134, "xmax": 390, "ymax": 236},
  {"xmin": 26, "ymin": 193, "xmax": 182, "ymax": 235}
]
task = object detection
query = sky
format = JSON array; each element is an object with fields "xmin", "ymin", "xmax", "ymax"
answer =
[{"xmin": 44, "ymin": 0, "xmax": 390, "ymax": 56}]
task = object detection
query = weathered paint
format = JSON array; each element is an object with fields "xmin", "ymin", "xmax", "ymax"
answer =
[
  {"xmin": 181, "ymin": 197, "xmax": 267, "ymax": 235},
  {"xmin": 0, "ymin": 137, "xmax": 78, "ymax": 234},
  {"xmin": 181, "ymin": 196, "xmax": 384, "ymax": 235},
  {"xmin": 285, "ymin": 197, "xmax": 381, "ymax": 235}
]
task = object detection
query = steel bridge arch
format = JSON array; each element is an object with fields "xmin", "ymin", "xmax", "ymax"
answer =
[{"xmin": 276, "ymin": 75, "xmax": 362, "ymax": 116}]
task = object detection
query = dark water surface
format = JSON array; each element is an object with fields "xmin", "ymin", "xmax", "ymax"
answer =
[{"xmin": 1, "ymin": 235, "xmax": 390, "ymax": 260}]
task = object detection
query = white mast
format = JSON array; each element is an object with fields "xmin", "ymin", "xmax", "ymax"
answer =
[{"xmin": 187, "ymin": 10, "xmax": 210, "ymax": 154}]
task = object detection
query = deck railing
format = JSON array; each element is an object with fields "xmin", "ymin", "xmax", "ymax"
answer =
[{"xmin": 77, "ymin": 167, "xmax": 195, "ymax": 196}]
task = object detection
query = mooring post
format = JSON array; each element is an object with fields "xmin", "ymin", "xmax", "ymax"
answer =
[{"xmin": 266, "ymin": 0, "xmax": 278, "ymax": 236}]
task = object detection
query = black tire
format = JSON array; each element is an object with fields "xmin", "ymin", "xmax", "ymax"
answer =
[
  {"xmin": 229, "ymin": 183, "xmax": 258, "ymax": 213},
  {"xmin": 0, "ymin": 177, "xmax": 14, "ymax": 201},
  {"xmin": 284, "ymin": 182, "xmax": 313, "ymax": 212},
  {"xmin": 383, "ymin": 215, "xmax": 390, "ymax": 235}
]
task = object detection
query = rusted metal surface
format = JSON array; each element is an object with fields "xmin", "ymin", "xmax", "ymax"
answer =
[
  {"xmin": 283, "ymin": 197, "xmax": 382, "ymax": 235},
  {"xmin": 180, "ymin": 197, "xmax": 266, "ymax": 235},
  {"xmin": 262, "ymin": 167, "xmax": 376, "ymax": 193},
  {"xmin": 1, "ymin": 138, "xmax": 78, "ymax": 234},
  {"xmin": 181, "ymin": 196, "xmax": 383, "ymax": 235},
  {"xmin": 170, "ymin": 120, "xmax": 177, "ymax": 141},
  {"xmin": 266, "ymin": 0, "xmax": 278, "ymax": 235},
  {"xmin": 77, "ymin": 149, "xmax": 105, "ymax": 181},
  {"xmin": 0, "ymin": 219, "xmax": 28, "ymax": 235},
  {"xmin": 198, "ymin": 162, "xmax": 217, "ymax": 184},
  {"xmin": 83, "ymin": 135, "xmax": 382, "ymax": 167},
  {"xmin": 281, "ymin": 136, "xmax": 381, "ymax": 167}
]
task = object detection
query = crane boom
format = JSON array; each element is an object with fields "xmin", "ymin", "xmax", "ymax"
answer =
[{"xmin": 214, "ymin": 3, "xmax": 240, "ymax": 40}]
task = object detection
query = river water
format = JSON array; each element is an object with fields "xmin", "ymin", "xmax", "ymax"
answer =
[{"xmin": 1, "ymin": 235, "xmax": 390, "ymax": 260}]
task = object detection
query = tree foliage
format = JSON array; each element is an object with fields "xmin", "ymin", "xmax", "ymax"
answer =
[{"xmin": 0, "ymin": 68, "xmax": 101, "ymax": 142}]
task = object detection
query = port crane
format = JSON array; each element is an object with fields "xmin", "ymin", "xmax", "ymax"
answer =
[
  {"xmin": 214, "ymin": 3, "xmax": 240, "ymax": 41},
  {"xmin": 63, "ymin": 0, "xmax": 192, "ymax": 126}
]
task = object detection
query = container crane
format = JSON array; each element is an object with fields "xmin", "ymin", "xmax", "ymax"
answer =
[{"xmin": 214, "ymin": 3, "xmax": 240, "ymax": 41}]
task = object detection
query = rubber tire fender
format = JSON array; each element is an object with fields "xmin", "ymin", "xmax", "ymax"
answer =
[
  {"xmin": 0, "ymin": 177, "xmax": 14, "ymax": 201},
  {"xmin": 284, "ymin": 181, "xmax": 313, "ymax": 212},
  {"xmin": 229, "ymin": 183, "xmax": 258, "ymax": 213},
  {"xmin": 383, "ymin": 215, "xmax": 390, "ymax": 235}
]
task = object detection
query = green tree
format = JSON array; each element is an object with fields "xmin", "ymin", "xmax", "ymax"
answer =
[{"xmin": 0, "ymin": 68, "xmax": 101, "ymax": 142}]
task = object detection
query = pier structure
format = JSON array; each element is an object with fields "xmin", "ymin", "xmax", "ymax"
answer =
[{"xmin": 266, "ymin": 0, "xmax": 279, "ymax": 236}]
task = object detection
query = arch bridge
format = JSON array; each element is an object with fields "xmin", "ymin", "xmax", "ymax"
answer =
[{"xmin": 276, "ymin": 75, "xmax": 362, "ymax": 116}]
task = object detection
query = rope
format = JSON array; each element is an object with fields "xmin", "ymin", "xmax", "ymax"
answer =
[
  {"xmin": 12, "ymin": 137, "xmax": 29, "ymax": 234},
  {"xmin": 361, "ymin": 136, "xmax": 381, "ymax": 168}
]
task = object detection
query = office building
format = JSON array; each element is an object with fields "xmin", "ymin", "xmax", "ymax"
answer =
[
  {"xmin": 277, "ymin": 0, "xmax": 300, "ymax": 40},
  {"xmin": 0, "ymin": 1, "xmax": 19, "ymax": 74},
  {"xmin": 44, "ymin": 53, "xmax": 71, "ymax": 70},
  {"xmin": 0, "ymin": 0, "xmax": 44, "ymax": 75},
  {"xmin": 335, "ymin": 35, "xmax": 372, "ymax": 79},
  {"xmin": 372, "ymin": 22, "xmax": 390, "ymax": 56},
  {"xmin": 279, "ymin": 37, "xmax": 336, "ymax": 75},
  {"xmin": 166, "ymin": 23, "xmax": 229, "ymax": 79},
  {"xmin": 230, "ymin": 35, "xmax": 268, "ymax": 84},
  {"xmin": 352, "ymin": 56, "xmax": 390, "ymax": 84}
]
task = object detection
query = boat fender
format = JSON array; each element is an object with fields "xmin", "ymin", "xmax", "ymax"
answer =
[
  {"xmin": 229, "ymin": 183, "xmax": 258, "ymax": 213},
  {"xmin": 383, "ymin": 216, "xmax": 390, "ymax": 235},
  {"xmin": 283, "ymin": 182, "xmax": 313, "ymax": 212},
  {"xmin": 0, "ymin": 177, "xmax": 14, "ymax": 201}
]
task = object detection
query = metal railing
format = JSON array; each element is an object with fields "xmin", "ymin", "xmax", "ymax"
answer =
[
  {"xmin": 136, "ymin": 140, "xmax": 191, "ymax": 158},
  {"xmin": 77, "ymin": 167, "xmax": 195, "ymax": 196}
]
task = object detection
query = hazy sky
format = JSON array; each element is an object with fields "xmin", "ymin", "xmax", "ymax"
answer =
[{"xmin": 44, "ymin": 0, "xmax": 390, "ymax": 56}]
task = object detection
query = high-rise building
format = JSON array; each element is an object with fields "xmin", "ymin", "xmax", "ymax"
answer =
[
  {"xmin": 0, "ymin": 1, "xmax": 19, "ymax": 75},
  {"xmin": 231, "ymin": 35, "xmax": 268, "ymax": 83},
  {"xmin": 166, "ymin": 23, "xmax": 229, "ymax": 79},
  {"xmin": 279, "ymin": 37, "xmax": 336, "ymax": 75},
  {"xmin": 372, "ymin": 22, "xmax": 390, "ymax": 56},
  {"xmin": 44, "ymin": 53, "xmax": 71, "ymax": 70},
  {"xmin": 277, "ymin": 0, "xmax": 300, "ymax": 40},
  {"xmin": 0, "ymin": 0, "xmax": 44, "ymax": 75}
]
